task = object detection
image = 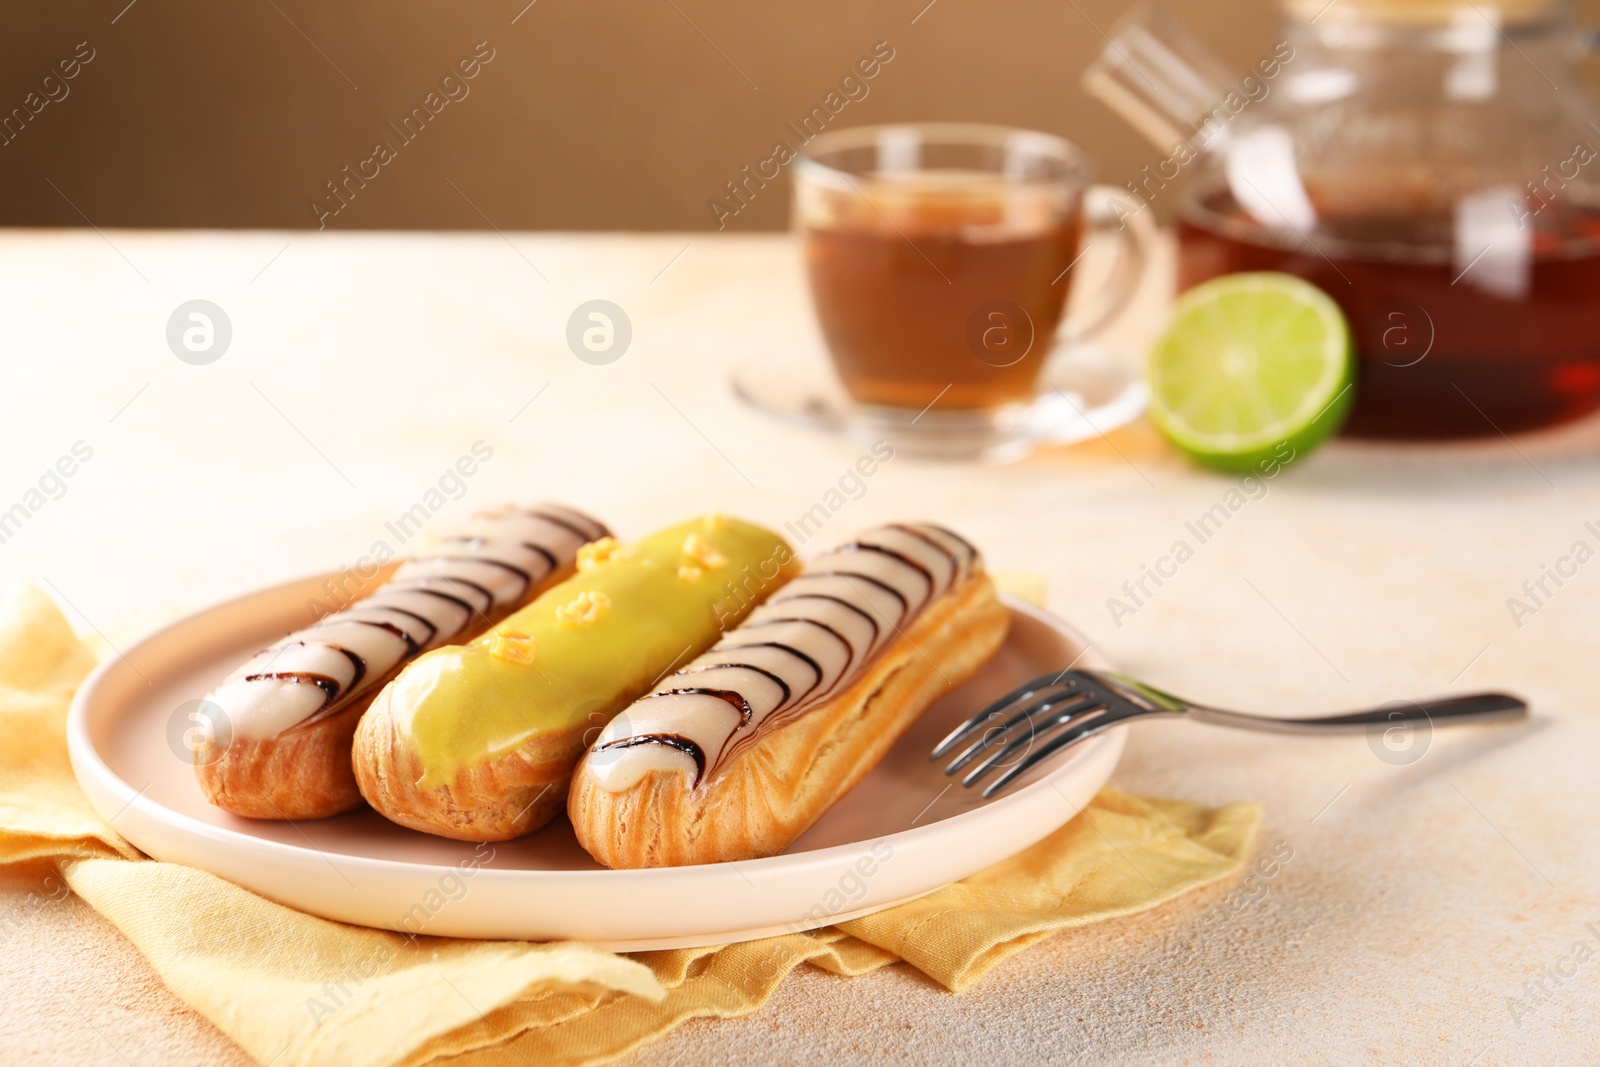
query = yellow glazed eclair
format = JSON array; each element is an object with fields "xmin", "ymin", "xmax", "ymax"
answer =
[
  {"xmin": 195, "ymin": 503, "xmax": 608, "ymax": 820},
  {"xmin": 568, "ymin": 523, "xmax": 1008, "ymax": 868},
  {"xmin": 353, "ymin": 515, "xmax": 799, "ymax": 841}
]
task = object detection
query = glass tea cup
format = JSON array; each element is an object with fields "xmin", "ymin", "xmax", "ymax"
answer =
[{"xmin": 791, "ymin": 123, "xmax": 1151, "ymax": 458}]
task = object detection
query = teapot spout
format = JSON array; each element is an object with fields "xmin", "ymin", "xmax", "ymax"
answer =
[{"xmin": 1083, "ymin": 4, "xmax": 1237, "ymax": 151}]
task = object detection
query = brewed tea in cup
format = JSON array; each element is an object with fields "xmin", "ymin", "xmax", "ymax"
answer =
[{"xmin": 793, "ymin": 124, "xmax": 1146, "ymax": 455}]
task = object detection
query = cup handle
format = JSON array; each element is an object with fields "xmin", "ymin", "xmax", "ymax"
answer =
[{"xmin": 1059, "ymin": 185, "xmax": 1157, "ymax": 346}]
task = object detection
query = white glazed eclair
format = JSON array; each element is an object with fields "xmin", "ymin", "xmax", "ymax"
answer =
[
  {"xmin": 568, "ymin": 523, "xmax": 1009, "ymax": 867},
  {"xmin": 194, "ymin": 503, "xmax": 608, "ymax": 819}
]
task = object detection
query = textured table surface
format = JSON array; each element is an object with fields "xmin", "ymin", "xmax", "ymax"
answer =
[{"xmin": 0, "ymin": 229, "xmax": 1596, "ymax": 1065}]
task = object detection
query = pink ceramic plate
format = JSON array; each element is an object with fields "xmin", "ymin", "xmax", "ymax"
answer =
[{"xmin": 67, "ymin": 575, "xmax": 1122, "ymax": 950}]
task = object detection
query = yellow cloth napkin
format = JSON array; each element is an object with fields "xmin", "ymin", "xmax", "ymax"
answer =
[{"xmin": 0, "ymin": 584, "xmax": 1261, "ymax": 1067}]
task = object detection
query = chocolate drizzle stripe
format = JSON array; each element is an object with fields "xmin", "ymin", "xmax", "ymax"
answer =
[
  {"xmin": 419, "ymin": 554, "xmax": 534, "ymax": 589},
  {"xmin": 717, "ymin": 641, "xmax": 824, "ymax": 702},
  {"xmin": 243, "ymin": 671, "xmax": 341, "ymax": 706},
  {"xmin": 597, "ymin": 734, "xmax": 706, "ymax": 787},
  {"xmin": 297, "ymin": 644, "xmax": 369, "ymax": 727},
  {"xmin": 215, "ymin": 502, "xmax": 607, "ymax": 741},
  {"xmin": 790, "ymin": 570, "xmax": 909, "ymax": 615},
  {"xmin": 518, "ymin": 541, "xmax": 560, "ymax": 573},
  {"xmin": 314, "ymin": 617, "xmax": 421, "ymax": 656},
  {"xmin": 386, "ymin": 582, "xmax": 485, "ymax": 620},
  {"xmin": 436, "ymin": 533, "xmax": 546, "ymax": 571},
  {"xmin": 677, "ymin": 662, "xmax": 791, "ymax": 708},
  {"xmin": 647, "ymin": 687, "xmax": 755, "ymax": 726},
  {"xmin": 924, "ymin": 523, "xmax": 979, "ymax": 560},
  {"xmin": 886, "ymin": 524, "xmax": 962, "ymax": 591},
  {"xmin": 740, "ymin": 616, "xmax": 855, "ymax": 678},
  {"xmin": 885, "ymin": 523, "xmax": 944, "ymax": 550},
  {"xmin": 329, "ymin": 644, "xmax": 367, "ymax": 692},
  {"xmin": 593, "ymin": 523, "xmax": 984, "ymax": 792},
  {"xmin": 765, "ymin": 592, "xmax": 880, "ymax": 644},
  {"xmin": 347, "ymin": 605, "xmax": 439, "ymax": 646},
  {"xmin": 835, "ymin": 542, "xmax": 934, "ymax": 598},
  {"xmin": 525, "ymin": 508, "xmax": 604, "ymax": 541},
  {"xmin": 407, "ymin": 575, "xmax": 497, "ymax": 611}
]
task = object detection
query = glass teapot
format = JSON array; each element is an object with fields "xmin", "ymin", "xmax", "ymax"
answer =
[{"xmin": 1086, "ymin": 0, "xmax": 1600, "ymax": 438}]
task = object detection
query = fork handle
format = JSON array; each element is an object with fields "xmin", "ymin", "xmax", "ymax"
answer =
[{"xmin": 1186, "ymin": 692, "xmax": 1528, "ymax": 735}]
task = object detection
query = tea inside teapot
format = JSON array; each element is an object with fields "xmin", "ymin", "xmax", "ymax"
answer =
[{"xmin": 1088, "ymin": 0, "xmax": 1600, "ymax": 439}]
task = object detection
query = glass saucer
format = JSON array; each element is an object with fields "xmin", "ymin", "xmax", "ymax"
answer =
[{"xmin": 731, "ymin": 344, "xmax": 1148, "ymax": 463}]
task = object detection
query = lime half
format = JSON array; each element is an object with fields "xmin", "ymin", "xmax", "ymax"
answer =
[{"xmin": 1146, "ymin": 272, "xmax": 1353, "ymax": 473}]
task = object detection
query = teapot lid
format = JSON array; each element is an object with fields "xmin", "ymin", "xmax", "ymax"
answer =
[{"xmin": 1283, "ymin": 0, "xmax": 1561, "ymax": 26}]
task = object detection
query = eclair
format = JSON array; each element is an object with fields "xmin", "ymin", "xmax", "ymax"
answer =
[
  {"xmin": 353, "ymin": 515, "xmax": 799, "ymax": 841},
  {"xmin": 194, "ymin": 503, "xmax": 609, "ymax": 820},
  {"xmin": 568, "ymin": 523, "xmax": 1008, "ymax": 868}
]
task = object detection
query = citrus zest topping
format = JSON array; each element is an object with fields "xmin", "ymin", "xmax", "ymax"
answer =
[
  {"xmin": 489, "ymin": 631, "xmax": 538, "ymax": 665},
  {"xmin": 577, "ymin": 537, "xmax": 633, "ymax": 572},
  {"xmin": 555, "ymin": 591, "xmax": 611, "ymax": 626},
  {"xmin": 682, "ymin": 532, "xmax": 729, "ymax": 570}
]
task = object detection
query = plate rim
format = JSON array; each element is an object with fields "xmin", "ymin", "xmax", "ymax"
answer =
[{"xmin": 65, "ymin": 570, "xmax": 1119, "ymax": 938}]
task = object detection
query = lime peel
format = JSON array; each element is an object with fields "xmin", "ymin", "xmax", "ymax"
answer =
[{"xmin": 1146, "ymin": 272, "xmax": 1353, "ymax": 472}]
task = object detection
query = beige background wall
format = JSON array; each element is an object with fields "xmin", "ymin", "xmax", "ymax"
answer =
[
  {"xmin": 4, "ymin": 2, "xmax": 1598, "ymax": 232},
  {"xmin": 0, "ymin": 0, "xmax": 1303, "ymax": 230},
  {"xmin": 3, "ymin": 0, "xmax": 1593, "ymax": 233}
]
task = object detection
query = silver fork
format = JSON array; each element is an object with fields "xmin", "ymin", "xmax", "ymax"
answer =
[{"xmin": 932, "ymin": 669, "xmax": 1529, "ymax": 798}]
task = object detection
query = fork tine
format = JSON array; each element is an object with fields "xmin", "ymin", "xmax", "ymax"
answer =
[
  {"xmin": 929, "ymin": 672, "xmax": 1078, "ymax": 759},
  {"xmin": 960, "ymin": 703, "xmax": 1113, "ymax": 787},
  {"xmin": 942, "ymin": 690, "xmax": 1099, "ymax": 775},
  {"xmin": 978, "ymin": 703, "xmax": 1151, "ymax": 798}
]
